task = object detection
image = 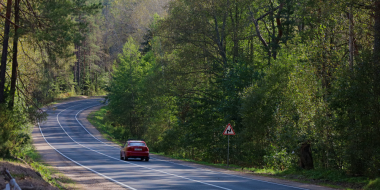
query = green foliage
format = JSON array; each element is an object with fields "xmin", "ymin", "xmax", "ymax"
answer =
[
  {"xmin": 365, "ymin": 178, "xmax": 380, "ymax": 190},
  {"xmin": 106, "ymin": 35, "xmax": 174, "ymax": 146},
  {"xmin": 0, "ymin": 0, "xmax": 101, "ymax": 161},
  {"xmin": 97, "ymin": 0, "xmax": 380, "ymax": 179},
  {"xmin": 329, "ymin": 51, "xmax": 380, "ymax": 177},
  {"xmin": 240, "ymin": 42, "xmax": 320, "ymax": 168},
  {"xmin": 0, "ymin": 105, "xmax": 41, "ymax": 157},
  {"xmin": 107, "ymin": 37, "xmax": 147, "ymax": 139}
]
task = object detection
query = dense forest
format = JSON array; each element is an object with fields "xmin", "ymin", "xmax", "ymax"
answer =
[
  {"xmin": 105, "ymin": 0, "xmax": 380, "ymax": 178},
  {"xmin": 1, "ymin": 0, "xmax": 380, "ymax": 180},
  {"xmin": 0, "ymin": 0, "xmax": 167, "ymax": 157}
]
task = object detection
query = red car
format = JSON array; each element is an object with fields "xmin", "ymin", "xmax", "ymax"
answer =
[{"xmin": 120, "ymin": 140, "xmax": 150, "ymax": 161}]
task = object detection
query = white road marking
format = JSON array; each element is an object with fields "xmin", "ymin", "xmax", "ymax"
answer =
[
  {"xmin": 73, "ymin": 101, "xmax": 309, "ymax": 190},
  {"xmin": 52, "ymin": 103, "xmax": 233, "ymax": 190},
  {"xmin": 38, "ymin": 106, "xmax": 137, "ymax": 190},
  {"xmin": 75, "ymin": 104, "xmax": 120, "ymax": 149}
]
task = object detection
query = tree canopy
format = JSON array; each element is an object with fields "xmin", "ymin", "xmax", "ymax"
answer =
[
  {"xmin": 1, "ymin": 0, "xmax": 380, "ymax": 179},
  {"xmin": 106, "ymin": 0, "xmax": 380, "ymax": 178}
]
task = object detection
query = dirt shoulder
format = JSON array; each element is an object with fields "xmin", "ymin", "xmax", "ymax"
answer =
[
  {"xmin": 0, "ymin": 160, "xmax": 58, "ymax": 190},
  {"xmin": 32, "ymin": 97, "xmax": 125, "ymax": 190}
]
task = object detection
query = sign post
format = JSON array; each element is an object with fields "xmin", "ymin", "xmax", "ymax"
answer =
[{"xmin": 223, "ymin": 123, "xmax": 235, "ymax": 167}]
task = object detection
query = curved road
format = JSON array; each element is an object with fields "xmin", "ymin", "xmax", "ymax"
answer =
[{"xmin": 38, "ymin": 99, "xmax": 323, "ymax": 190}]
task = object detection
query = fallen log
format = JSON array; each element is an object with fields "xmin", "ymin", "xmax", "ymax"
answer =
[{"xmin": 2, "ymin": 168, "xmax": 21, "ymax": 190}]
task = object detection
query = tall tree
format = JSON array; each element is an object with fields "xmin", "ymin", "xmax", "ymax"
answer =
[
  {"xmin": 8, "ymin": 0, "xmax": 20, "ymax": 109},
  {"xmin": 374, "ymin": 1, "xmax": 380, "ymax": 82},
  {"xmin": 0, "ymin": 0, "xmax": 12, "ymax": 103}
]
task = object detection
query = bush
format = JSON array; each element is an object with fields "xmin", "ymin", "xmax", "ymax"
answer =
[
  {"xmin": 0, "ymin": 105, "xmax": 30, "ymax": 157},
  {"xmin": 365, "ymin": 178, "xmax": 380, "ymax": 190}
]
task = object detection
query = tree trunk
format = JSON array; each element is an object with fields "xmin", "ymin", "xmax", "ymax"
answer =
[
  {"xmin": 74, "ymin": 44, "xmax": 77, "ymax": 83},
  {"xmin": 89, "ymin": 47, "xmax": 91, "ymax": 83},
  {"xmin": 299, "ymin": 142, "xmax": 314, "ymax": 170},
  {"xmin": 373, "ymin": 2, "xmax": 380, "ymax": 172},
  {"xmin": 9, "ymin": 0, "xmax": 20, "ymax": 109},
  {"xmin": 95, "ymin": 72, "xmax": 97, "ymax": 92},
  {"xmin": 83, "ymin": 40, "xmax": 86, "ymax": 93},
  {"xmin": 78, "ymin": 45, "xmax": 81, "ymax": 87},
  {"xmin": 77, "ymin": 14, "xmax": 82, "ymax": 89},
  {"xmin": 0, "ymin": 0, "xmax": 13, "ymax": 104},
  {"xmin": 230, "ymin": 2, "xmax": 239, "ymax": 63},
  {"xmin": 349, "ymin": 6, "xmax": 354, "ymax": 70},
  {"xmin": 374, "ymin": 1, "xmax": 380, "ymax": 76}
]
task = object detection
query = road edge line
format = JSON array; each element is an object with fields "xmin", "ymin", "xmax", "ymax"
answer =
[{"xmin": 38, "ymin": 104, "xmax": 136, "ymax": 190}]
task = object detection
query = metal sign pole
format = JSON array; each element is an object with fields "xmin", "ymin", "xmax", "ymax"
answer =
[
  {"xmin": 227, "ymin": 135, "xmax": 229, "ymax": 167},
  {"xmin": 223, "ymin": 123, "xmax": 234, "ymax": 167}
]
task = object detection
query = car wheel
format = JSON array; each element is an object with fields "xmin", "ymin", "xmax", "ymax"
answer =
[
  {"xmin": 145, "ymin": 158, "xmax": 149, "ymax": 162},
  {"xmin": 124, "ymin": 157, "xmax": 129, "ymax": 161},
  {"xmin": 120, "ymin": 153, "xmax": 123, "ymax": 160}
]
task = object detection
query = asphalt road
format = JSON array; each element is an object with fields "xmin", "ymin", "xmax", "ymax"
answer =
[{"xmin": 38, "ymin": 99, "xmax": 314, "ymax": 190}]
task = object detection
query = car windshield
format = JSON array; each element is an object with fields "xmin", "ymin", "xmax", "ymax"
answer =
[{"xmin": 129, "ymin": 142, "xmax": 145, "ymax": 146}]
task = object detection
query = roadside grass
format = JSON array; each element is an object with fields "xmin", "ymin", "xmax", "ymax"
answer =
[
  {"xmin": 23, "ymin": 146, "xmax": 77, "ymax": 189},
  {"xmin": 0, "ymin": 146, "xmax": 77, "ymax": 190},
  {"xmin": 150, "ymin": 152, "xmax": 370, "ymax": 189},
  {"xmin": 274, "ymin": 168, "xmax": 368, "ymax": 189},
  {"xmin": 87, "ymin": 105, "xmax": 124, "ymax": 146},
  {"xmin": 88, "ymin": 107, "xmax": 374, "ymax": 190},
  {"xmin": 364, "ymin": 178, "xmax": 380, "ymax": 190}
]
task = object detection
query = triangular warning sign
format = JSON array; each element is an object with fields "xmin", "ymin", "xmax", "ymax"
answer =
[{"xmin": 223, "ymin": 123, "xmax": 235, "ymax": 135}]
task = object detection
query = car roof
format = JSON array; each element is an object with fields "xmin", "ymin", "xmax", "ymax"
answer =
[{"xmin": 128, "ymin": 140, "xmax": 145, "ymax": 143}]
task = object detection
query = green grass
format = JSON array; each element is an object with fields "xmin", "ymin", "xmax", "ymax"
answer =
[
  {"xmin": 274, "ymin": 168, "xmax": 369, "ymax": 189},
  {"xmin": 22, "ymin": 146, "xmax": 77, "ymax": 189},
  {"xmin": 278, "ymin": 168, "xmax": 368, "ymax": 183},
  {"xmin": 0, "ymin": 147, "xmax": 76, "ymax": 190},
  {"xmin": 364, "ymin": 178, "xmax": 380, "ymax": 190},
  {"xmin": 150, "ymin": 152, "xmax": 370, "ymax": 189}
]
